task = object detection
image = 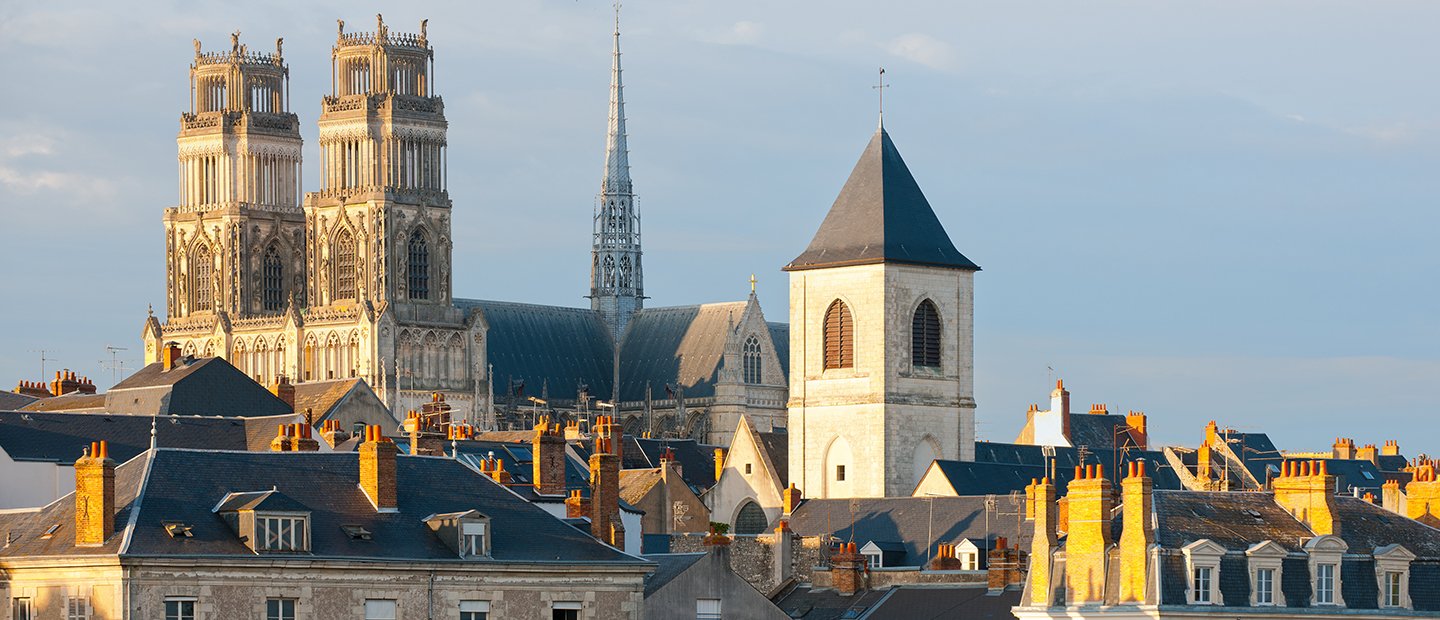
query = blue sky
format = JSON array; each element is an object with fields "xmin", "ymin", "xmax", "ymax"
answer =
[{"xmin": 1, "ymin": 1, "xmax": 1437, "ymax": 452}]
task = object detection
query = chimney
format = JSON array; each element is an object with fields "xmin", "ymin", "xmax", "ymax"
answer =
[
  {"xmin": 319, "ymin": 420, "xmax": 350, "ymax": 448},
  {"xmin": 589, "ymin": 415, "xmax": 624, "ymax": 549},
  {"xmin": 1118, "ymin": 461, "xmax": 1155, "ymax": 603},
  {"xmin": 269, "ymin": 424, "xmax": 292, "ymax": 452},
  {"xmin": 1404, "ymin": 465, "xmax": 1440, "ymax": 523},
  {"xmin": 782, "ymin": 483, "xmax": 803, "ymax": 516},
  {"xmin": 1052, "ymin": 380, "xmax": 1071, "ymax": 441},
  {"xmin": 1332, "ymin": 437, "xmax": 1355, "ymax": 460},
  {"xmin": 1272, "ymin": 460, "xmax": 1338, "ymax": 535},
  {"xmin": 929, "ymin": 542, "xmax": 961, "ymax": 570},
  {"xmin": 659, "ymin": 447, "xmax": 681, "ymax": 486},
  {"xmin": 162, "ymin": 342, "xmax": 181, "ymax": 371},
  {"xmin": 564, "ymin": 489, "xmax": 589, "ymax": 519},
  {"xmin": 772, "ymin": 521, "xmax": 795, "ymax": 588},
  {"xmin": 1196, "ymin": 444, "xmax": 1214, "ymax": 483},
  {"xmin": 14, "ymin": 380, "xmax": 52, "ymax": 398},
  {"xmin": 1204, "ymin": 420, "xmax": 1219, "ymax": 447},
  {"xmin": 714, "ymin": 448, "xmax": 726, "ymax": 482},
  {"xmin": 531, "ymin": 415, "xmax": 567, "ymax": 496},
  {"xmin": 478, "ymin": 454, "xmax": 513, "ymax": 484},
  {"xmin": 359, "ymin": 425, "xmax": 398, "ymax": 511},
  {"xmin": 1382, "ymin": 440, "xmax": 1401, "ymax": 456},
  {"xmin": 564, "ymin": 420, "xmax": 584, "ymax": 441},
  {"xmin": 51, "ymin": 370, "xmax": 83, "ymax": 396},
  {"xmin": 1356, "ymin": 444, "xmax": 1378, "ymax": 465},
  {"xmin": 74, "ymin": 440, "xmax": 116, "ymax": 546},
  {"xmin": 1125, "ymin": 411, "xmax": 1148, "ymax": 450},
  {"xmin": 830, "ymin": 542, "xmax": 866, "ymax": 596},
  {"xmin": 76, "ymin": 375, "xmax": 96, "ymax": 395},
  {"xmin": 988, "ymin": 537, "xmax": 1023, "ymax": 591},
  {"xmin": 1027, "ymin": 477, "xmax": 1058, "ymax": 606},
  {"xmin": 1088, "ymin": 403, "xmax": 1107, "ymax": 415},
  {"xmin": 270, "ymin": 375, "xmax": 295, "ymax": 410},
  {"xmin": 1065, "ymin": 464, "xmax": 1113, "ymax": 604},
  {"xmin": 293, "ymin": 423, "xmax": 319, "ymax": 452}
]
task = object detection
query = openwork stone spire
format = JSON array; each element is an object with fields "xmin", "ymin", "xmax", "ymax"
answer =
[{"xmin": 590, "ymin": 5, "xmax": 644, "ymax": 339}]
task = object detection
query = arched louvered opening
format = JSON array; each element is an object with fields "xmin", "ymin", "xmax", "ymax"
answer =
[
  {"xmin": 912, "ymin": 299, "xmax": 941, "ymax": 369},
  {"xmin": 734, "ymin": 501, "xmax": 768, "ymax": 535},
  {"xmin": 333, "ymin": 229, "xmax": 357, "ymax": 300},
  {"xmin": 262, "ymin": 244, "xmax": 284, "ymax": 312},
  {"xmin": 408, "ymin": 230, "xmax": 430, "ymax": 300},
  {"xmin": 823, "ymin": 300, "xmax": 854, "ymax": 370},
  {"xmin": 192, "ymin": 244, "xmax": 214, "ymax": 312},
  {"xmin": 743, "ymin": 335, "xmax": 763, "ymax": 384}
]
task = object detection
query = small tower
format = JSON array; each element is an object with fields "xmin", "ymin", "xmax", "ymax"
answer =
[
  {"xmin": 589, "ymin": 7, "xmax": 644, "ymax": 338},
  {"xmin": 165, "ymin": 33, "xmax": 304, "ymax": 320},
  {"xmin": 307, "ymin": 15, "xmax": 453, "ymax": 309},
  {"xmin": 786, "ymin": 121, "xmax": 980, "ymax": 498}
]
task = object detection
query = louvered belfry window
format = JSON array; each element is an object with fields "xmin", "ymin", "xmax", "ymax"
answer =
[
  {"xmin": 407, "ymin": 231, "xmax": 429, "ymax": 300},
  {"xmin": 823, "ymin": 300, "xmax": 854, "ymax": 370},
  {"xmin": 912, "ymin": 299, "xmax": 941, "ymax": 368},
  {"xmin": 334, "ymin": 229, "xmax": 357, "ymax": 300},
  {"xmin": 262, "ymin": 245, "xmax": 284, "ymax": 312}
]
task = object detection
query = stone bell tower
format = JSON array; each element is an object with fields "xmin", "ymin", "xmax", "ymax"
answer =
[{"xmin": 164, "ymin": 33, "xmax": 304, "ymax": 323}]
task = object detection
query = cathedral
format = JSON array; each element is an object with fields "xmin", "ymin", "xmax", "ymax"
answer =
[{"xmin": 142, "ymin": 15, "xmax": 789, "ymax": 445}]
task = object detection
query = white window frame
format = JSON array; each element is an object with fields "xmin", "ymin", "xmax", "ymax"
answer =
[
  {"xmin": 1182, "ymin": 539, "xmax": 1225, "ymax": 606},
  {"xmin": 1315, "ymin": 562, "xmax": 1337, "ymax": 605},
  {"xmin": 13, "ymin": 598, "xmax": 33, "ymax": 620},
  {"xmin": 697, "ymin": 597, "xmax": 722, "ymax": 620},
  {"xmin": 460, "ymin": 600, "xmax": 490, "ymax": 620},
  {"xmin": 1305, "ymin": 535, "xmax": 1348, "ymax": 607},
  {"xmin": 265, "ymin": 597, "xmax": 296, "ymax": 620},
  {"xmin": 1374, "ymin": 544, "xmax": 1415, "ymax": 609},
  {"xmin": 364, "ymin": 599, "xmax": 398, "ymax": 620},
  {"xmin": 1245, "ymin": 540, "xmax": 1287, "ymax": 606},
  {"xmin": 255, "ymin": 513, "xmax": 309, "ymax": 552},
  {"xmin": 955, "ymin": 539, "xmax": 981, "ymax": 571},
  {"xmin": 461, "ymin": 520, "xmax": 488, "ymax": 557},
  {"xmin": 66, "ymin": 595, "xmax": 90, "ymax": 620},
  {"xmin": 163, "ymin": 597, "xmax": 197, "ymax": 620},
  {"xmin": 1192, "ymin": 566, "xmax": 1214, "ymax": 604}
]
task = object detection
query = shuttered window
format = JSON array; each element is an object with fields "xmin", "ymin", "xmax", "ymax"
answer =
[
  {"xmin": 912, "ymin": 299, "xmax": 941, "ymax": 368},
  {"xmin": 823, "ymin": 300, "xmax": 853, "ymax": 370}
]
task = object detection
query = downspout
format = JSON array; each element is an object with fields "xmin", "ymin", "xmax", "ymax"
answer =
[{"xmin": 427, "ymin": 568, "xmax": 435, "ymax": 620}]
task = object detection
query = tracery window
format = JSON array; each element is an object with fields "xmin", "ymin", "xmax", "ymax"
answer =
[
  {"xmin": 743, "ymin": 335, "xmax": 763, "ymax": 384},
  {"xmin": 618, "ymin": 255, "xmax": 631, "ymax": 289},
  {"xmin": 823, "ymin": 300, "xmax": 854, "ymax": 370},
  {"xmin": 603, "ymin": 255, "xmax": 616, "ymax": 288},
  {"xmin": 912, "ymin": 299, "xmax": 942, "ymax": 369},
  {"xmin": 334, "ymin": 229, "xmax": 357, "ymax": 300},
  {"xmin": 408, "ymin": 231, "xmax": 430, "ymax": 300},
  {"xmin": 734, "ymin": 501, "xmax": 768, "ymax": 535},
  {"xmin": 262, "ymin": 245, "xmax": 284, "ymax": 312},
  {"xmin": 192, "ymin": 244, "xmax": 214, "ymax": 312}
]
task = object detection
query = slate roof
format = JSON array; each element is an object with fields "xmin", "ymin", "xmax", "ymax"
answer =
[
  {"xmin": 1067, "ymin": 414, "xmax": 1142, "ymax": 452},
  {"xmin": 450, "ymin": 439, "xmax": 591, "ymax": 497},
  {"xmin": 292, "ymin": 378, "xmax": 365, "ymax": 421},
  {"xmin": 0, "ymin": 448, "xmax": 647, "ymax": 565},
  {"xmin": 787, "ymin": 496, "xmax": 1025, "ymax": 568},
  {"xmin": 0, "ymin": 410, "xmax": 299, "ymax": 465},
  {"xmin": 757, "ymin": 430, "xmax": 789, "ymax": 487},
  {"xmin": 19, "ymin": 391, "xmax": 106, "ymax": 412},
  {"xmin": 619, "ymin": 468, "xmax": 663, "ymax": 506},
  {"xmin": 785, "ymin": 126, "xmax": 978, "ymax": 272},
  {"xmin": 0, "ymin": 391, "xmax": 39, "ymax": 410},
  {"xmin": 863, "ymin": 586, "xmax": 1021, "ymax": 620},
  {"xmin": 455, "ymin": 300, "xmax": 615, "ymax": 406},
  {"xmin": 1153, "ymin": 491, "xmax": 1313, "ymax": 552},
  {"xmin": 773, "ymin": 583, "xmax": 892, "ymax": 620},
  {"xmin": 627, "ymin": 437, "xmax": 719, "ymax": 492},
  {"xmin": 98, "ymin": 357, "xmax": 292, "ymax": 418},
  {"xmin": 969, "ymin": 442, "xmax": 1183, "ymax": 495},
  {"xmin": 641, "ymin": 552, "xmax": 705, "ymax": 596},
  {"xmin": 617, "ymin": 302, "xmax": 746, "ymax": 402},
  {"xmin": 767, "ymin": 322, "xmax": 790, "ymax": 375}
]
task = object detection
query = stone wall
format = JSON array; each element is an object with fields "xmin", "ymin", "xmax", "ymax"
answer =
[{"xmin": 671, "ymin": 532, "xmax": 829, "ymax": 595}]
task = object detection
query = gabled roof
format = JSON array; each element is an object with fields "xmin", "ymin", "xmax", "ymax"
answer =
[
  {"xmin": 455, "ymin": 299, "xmax": 615, "ymax": 406},
  {"xmin": 970, "ymin": 442, "xmax": 1183, "ymax": 495},
  {"xmin": 627, "ymin": 437, "xmax": 719, "ymax": 492},
  {"xmin": 787, "ymin": 496, "xmax": 1024, "ymax": 568},
  {"xmin": 785, "ymin": 126, "xmax": 978, "ymax": 272},
  {"xmin": 0, "ymin": 391, "xmax": 39, "ymax": 410},
  {"xmin": 619, "ymin": 468, "xmax": 663, "ymax": 506},
  {"xmin": 617, "ymin": 302, "xmax": 746, "ymax": 402},
  {"xmin": 19, "ymin": 391, "xmax": 107, "ymax": 412},
  {"xmin": 0, "ymin": 410, "xmax": 299, "ymax": 465},
  {"xmin": 292, "ymin": 379, "xmax": 364, "ymax": 421},
  {"xmin": 213, "ymin": 489, "xmax": 307, "ymax": 513},
  {"xmin": 755, "ymin": 430, "xmax": 789, "ymax": 487},
  {"xmin": 101, "ymin": 357, "xmax": 292, "ymax": 418},
  {"xmin": 641, "ymin": 552, "xmax": 705, "ymax": 596}
]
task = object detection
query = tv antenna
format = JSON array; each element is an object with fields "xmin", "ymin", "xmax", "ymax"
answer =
[
  {"xmin": 27, "ymin": 349, "xmax": 52, "ymax": 379},
  {"xmin": 101, "ymin": 346, "xmax": 129, "ymax": 385}
]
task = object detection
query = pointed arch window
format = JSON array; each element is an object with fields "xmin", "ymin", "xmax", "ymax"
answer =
[
  {"xmin": 262, "ymin": 245, "xmax": 284, "ymax": 312},
  {"xmin": 618, "ymin": 255, "xmax": 631, "ymax": 289},
  {"xmin": 823, "ymin": 300, "xmax": 854, "ymax": 370},
  {"xmin": 912, "ymin": 299, "xmax": 942, "ymax": 369},
  {"xmin": 333, "ymin": 229, "xmax": 357, "ymax": 300},
  {"xmin": 743, "ymin": 335, "xmax": 763, "ymax": 384},
  {"xmin": 408, "ymin": 230, "xmax": 430, "ymax": 300},
  {"xmin": 192, "ymin": 244, "xmax": 214, "ymax": 312}
]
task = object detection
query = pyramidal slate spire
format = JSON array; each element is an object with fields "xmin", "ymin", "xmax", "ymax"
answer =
[
  {"xmin": 590, "ymin": 5, "xmax": 644, "ymax": 338},
  {"xmin": 785, "ymin": 126, "xmax": 979, "ymax": 272}
]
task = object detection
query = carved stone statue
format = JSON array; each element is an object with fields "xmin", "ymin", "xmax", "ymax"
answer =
[
  {"xmin": 231, "ymin": 31, "xmax": 240, "ymax": 55},
  {"xmin": 276, "ymin": 37, "xmax": 283, "ymax": 57},
  {"xmin": 420, "ymin": 19, "xmax": 428, "ymax": 40},
  {"xmin": 337, "ymin": 19, "xmax": 345, "ymax": 40},
  {"xmin": 194, "ymin": 39, "xmax": 201, "ymax": 56}
]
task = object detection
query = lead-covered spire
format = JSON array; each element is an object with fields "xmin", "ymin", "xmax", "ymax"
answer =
[
  {"xmin": 602, "ymin": 9, "xmax": 632, "ymax": 195},
  {"xmin": 590, "ymin": 5, "xmax": 644, "ymax": 338}
]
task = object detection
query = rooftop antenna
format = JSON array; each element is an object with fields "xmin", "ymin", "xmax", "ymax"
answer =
[
  {"xmin": 102, "ymin": 345, "xmax": 129, "ymax": 385},
  {"xmin": 27, "ymin": 349, "xmax": 51, "ymax": 380},
  {"xmin": 872, "ymin": 67, "xmax": 888, "ymax": 128}
]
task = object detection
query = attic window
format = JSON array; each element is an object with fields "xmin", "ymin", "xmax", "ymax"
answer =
[
  {"xmin": 164, "ymin": 522, "xmax": 194, "ymax": 538},
  {"xmin": 425, "ymin": 510, "xmax": 491, "ymax": 558},
  {"xmin": 341, "ymin": 525, "xmax": 372, "ymax": 540},
  {"xmin": 255, "ymin": 514, "xmax": 308, "ymax": 552},
  {"xmin": 1362, "ymin": 471, "xmax": 1376, "ymax": 480},
  {"xmin": 41, "ymin": 523, "xmax": 60, "ymax": 539},
  {"xmin": 461, "ymin": 521, "xmax": 487, "ymax": 557}
]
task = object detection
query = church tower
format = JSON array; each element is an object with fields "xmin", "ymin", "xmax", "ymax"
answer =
[
  {"xmin": 589, "ymin": 9, "xmax": 644, "ymax": 338},
  {"xmin": 786, "ymin": 122, "xmax": 980, "ymax": 498},
  {"xmin": 164, "ymin": 33, "xmax": 304, "ymax": 323},
  {"xmin": 307, "ymin": 15, "xmax": 452, "ymax": 311}
]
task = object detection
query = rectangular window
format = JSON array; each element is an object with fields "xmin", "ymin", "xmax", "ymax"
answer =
[
  {"xmin": 460, "ymin": 600, "xmax": 490, "ymax": 620},
  {"xmin": 960, "ymin": 552, "xmax": 978, "ymax": 571},
  {"xmin": 67, "ymin": 597, "xmax": 90, "ymax": 620},
  {"xmin": 1192, "ymin": 566, "xmax": 1212, "ymax": 604},
  {"xmin": 164, "ymin": 598, "xmax": 196, "ymax": 620},
  {"xmin": 553, "ymin": 601, "xmax": 582, "ymax": 620},
  {"xmin": 266, "ymin": 598, "xmax": 296, "ymax": 620},
  {"xmin": 744, "ymin": 463, "xmax": 752, "ymax": 475},
  {"xmin": 364, "ymin": 599, "xmax": 398, "ymax": 620},
  {"xmin": 1385, "ymin": 571, "xmax": 1403, "ymax": 607},
  {"xmin": 1315, "ymin": 563, "xmax": 1336, "ymax": 604},
  {"xmin": 836, "ymin": 465, "xmax": 846, "ymax": 481},
  {"xmin": 13, "ymin": 598, "xmax": 32, "ymax": 620},
  {"xmin": 1255, "ymin": 567, "xmax": 1275, "ymax": 605},
  {"xmin": 697, "ymin": 598, "xmax": 722, "ymax": 620},
  {"xmin": 461, "ymin": 521, "xmax": 487, "ymax": 556},
  {"xmin": 256, "ymin": 515, "xmax": 307, "ymax": 551}
]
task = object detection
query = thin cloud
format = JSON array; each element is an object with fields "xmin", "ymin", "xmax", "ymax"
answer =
[{"xmin": 885, "ymin": 32, "xmax": 959, "ymax": 72}]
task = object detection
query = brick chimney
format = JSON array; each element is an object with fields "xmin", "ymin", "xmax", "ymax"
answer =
[
  {"xmin": 269, "ymin": 375, "xmax": 295, "ymax": 410},
  {"xmin": 162, "ymin": 342, "xmax": 181, "ymax": 372},
  {"xmin": 714, "ymin": 448, "xmax": 726, "ymax": 482},
  {"xmin": 1065, "ymin": 464, "xmax": 1113, "ymax": 604},
  {"xmin": 50, "ymin": 370, "xmax": 86, "ymax": 396},
  {"xmin": 359, "ymin": 425, "xmax": 398, "ymax": 511},
  {"xmin": 782, "ymin": 483, "xmax": 803, "ymax": 516},
  {"xmin": 478, "ymin": 453, "xmax": 513, "ymax": 484},
  {"xmin": 564, "ymin": 489, "xmax": 589, "ymax": 519},
  {"xmin": 1356, "ymin": 444, "xmax": 1378, "ymax": 465},
  {"xmin": 589, "ymin": 415, "xmax": 624, "ymax": 549},
  {"xmin": 929, "ymin": 542, "xmax": 962, "ymax": 570},
  {"xmin": 14, "ymin": 380, "xmax": 52, "ymax": 398},
  {"xmin": 772, "ymin": 521, "xmax": 795, "ymax": 587},
  {"xmin": 1272, "ymin": 460, "xmax": 1338, "ymax": 535},
  {"xmin": 1332, "ymin": 437, "xmax": 1355, "ymax": 460},
  {"xmin": 74, "ymin": 440, "xmax": 116, "ymax": 546},
  {"xmin": 1088, "ymin": 403, "xmax": 1107, "ymax": 415},
  {"xmin": 1118, "ymin": 461, "xmax": 1154, "ymax": 603},
  {"xmin": 269, "ymin": 424, "xmax": 292, "ymax": 452},
  {"xmin": 292, "ymin": 423, "xmax": 319, "ymax": 452},
  {"xmin": 1404, "ymin": 465, "xmax": 1440, "ymax": 523},
  {"xmin": 1027, "ymin": 477, "xmax": 1058, "ymax": 606},
  {"xmin": 1382, "ymin": 479, "xmax": 1406, "ymax": 515},
  {"xmin": 319, "ymin": 420, "xmax": 350, "ymax": 448},
  {"xmin": 1125, "ymin": 411, "xmax": 1148, "ymax": 450},
  {"xmin": 532, "ymin": 415, "xmax": 567, "ymax": 496},
  {"xmin": 1381, "ymin": 440, "xmax": 1401, "ymax": 456},
  {"xmin": 831, "ymin": 542, "xmax": 866, "ymax": 596},
  {"xmin": 988, "ymin": 537, "xmax": 1024, "ymax": 591}
]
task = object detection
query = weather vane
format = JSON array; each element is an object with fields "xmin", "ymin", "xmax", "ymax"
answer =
[{"xmin": 873, "ymin": 67, "xmax": 889, "ymax": 125}]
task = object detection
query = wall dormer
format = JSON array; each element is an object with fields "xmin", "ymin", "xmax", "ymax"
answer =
[
  {"xmin": 425, "ymin": 510, "xmax": 491, "ymax": 558},
  {"xmin": 213, "ymin": 490, "xmax": 311, "ymax": 553},
  {"xmin": 1373, "ymin": 544, "xmax": 1415, "ymax": 609},
  {"xmin": 1181, "ymin": 539, "xmax": 1226, "ymax": 605},
  {"xmin": 1244, "ymin": 540, "xmax": 1287, "ymax": 606},
  {"xmin": 1304, "ymin": 535, "xmax": 1347, "ymax": 606}
]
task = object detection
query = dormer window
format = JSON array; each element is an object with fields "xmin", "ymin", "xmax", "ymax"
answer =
[
  {"xmin": 213, "ymin": 490, "xmax": 311, "ymax": 554},
  {"xmin": 1304, "ymin": 535, "xmax": 1348, "ymax": 607},
  {"xmin": 256, "ymin": 514, "xmax": 307, "ymax": 551},
  {"xmin": 1315, "ymin": 563, "xmax": 1336, "ymax": 604},
  {"xmin": 1374, "ymin": 544, "xmax": 1415, "ymax": 609},
  {"xmin": 461, "ymin": 521, "xmax": 487, "ymax": 556},
  {"xmin": 1182, "ymin": 539, "xmax": 1226, "ymax": 606},
  {"xmin": 954, "ymin": 539, "xmax": 982, "ymax": 571},
  {"xmin": 1246, "ymin": 540, "xmax": 1287, "ymax": 606},
  {"xmin": 425, "ymin": 510, "xmax": 492, "ymax": 558}
]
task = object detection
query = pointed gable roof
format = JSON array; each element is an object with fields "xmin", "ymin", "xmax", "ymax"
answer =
[{"xmin": 785, "ymin": 126, "xmax": 979, "ymax": 272}]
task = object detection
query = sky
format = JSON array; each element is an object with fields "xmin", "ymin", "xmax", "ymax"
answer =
[{"xmin": 1, "ymin": 1, "xmax": 1437, "ymax": 453}]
